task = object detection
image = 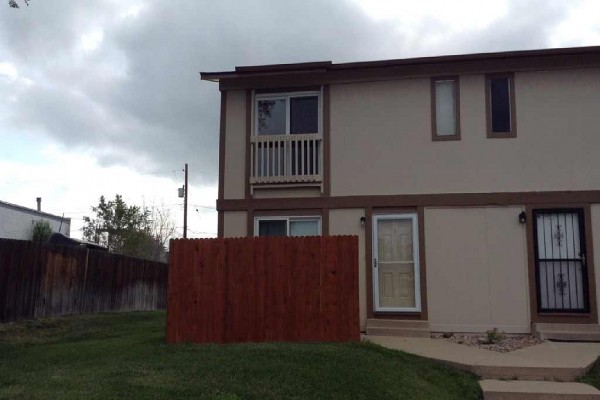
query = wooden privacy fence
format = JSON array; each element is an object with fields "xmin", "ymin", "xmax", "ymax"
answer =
[
  {"xmin": 166, "ymin": 236, "xmax": 359, "ymax": 344},
  {"xmin": 0, "ymin": 239, "xmax": 168, "ymax": 323}
]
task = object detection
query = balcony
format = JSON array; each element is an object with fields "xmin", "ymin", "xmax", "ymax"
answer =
[{"xmin": 250, "ymin": 133, "xmax": 323, "ymax": 187}]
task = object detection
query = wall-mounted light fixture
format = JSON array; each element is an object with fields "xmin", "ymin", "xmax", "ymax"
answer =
[
  {"xmin": 518, "ymin": 211, "xmax": 527, "ymax": 224},
  {"xmin": 360, "ymin": 216, "xmax": 366, "ymax": 227}
]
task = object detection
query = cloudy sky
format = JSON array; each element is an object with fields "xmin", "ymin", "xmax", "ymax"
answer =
[{"xmin": 1, "ymin": 0, "xmax": 598, "ymax": 239}]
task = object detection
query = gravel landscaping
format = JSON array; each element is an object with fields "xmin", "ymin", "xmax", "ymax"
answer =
[{"xmin": 436, "ymin": 333, "xmax": 544, "ymax": 353}]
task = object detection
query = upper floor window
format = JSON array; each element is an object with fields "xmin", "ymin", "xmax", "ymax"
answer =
[
  {"xmin": 256, "ymin": 92, "xmax": 320, "ymax": 136},
  {"xmin": 431, "ymin": 77, "xmax": 460, "ymax": 141},
  {"xmin": 486, "ymin": 73, "xmax": 516, "ymax": 138}
]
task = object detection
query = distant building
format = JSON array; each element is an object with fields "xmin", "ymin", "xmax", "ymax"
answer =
[{"xmin": 0, "ymin": 198, "xmax": 71, "ymax": 240}]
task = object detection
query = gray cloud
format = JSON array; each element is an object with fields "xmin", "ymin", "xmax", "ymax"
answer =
[
  {"xmin": 0, "ymin": 0, "xmax": 585, "ymax": 186},
  {"xmin": 443, "ymin": 1, "xmax": 572, "ymax": 55}
]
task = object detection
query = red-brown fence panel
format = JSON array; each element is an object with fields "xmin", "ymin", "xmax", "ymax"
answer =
[
  {"xmin": 166, "ymin": 235, "xmax": 359, "ymax": 344},
  {"xmin": 0, "ymin": 239, "xmax": 168, "ymax": 322}
]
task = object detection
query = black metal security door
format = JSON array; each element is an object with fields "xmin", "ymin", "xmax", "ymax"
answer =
[{"xmin": 533, "ymin": 209, "xmax": 589, "ymax": 313}]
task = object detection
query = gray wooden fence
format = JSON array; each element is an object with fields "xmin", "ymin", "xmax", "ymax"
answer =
[{"xmin": 0, "ymin": 239, "xmax": 168, "ymax": 323}]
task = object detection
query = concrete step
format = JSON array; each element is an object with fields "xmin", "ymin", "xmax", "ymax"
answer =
[
  {"xmin": 365, "ymin": 326, "xmax": 430, "ymax": 338},
  {"xmin": 480, "ymin": 379, "xmax": 600, "ymax": 400},
  {"xmin": 538, "ymin": 331, "xmax": 600, "ymax": 342},
  {"xmin": 533, "ymin": 323, "xmax": 600, "ymax": 341},
  {"xmin": 534, "ymin": 323, "xmax": 600, "ymax": 333},
  {"xmin": 365, "ymin": 318, "xmax": 429, "ymax": 329},
  {"xmin": 365, "ymin": 319, "xmax": 430, "ymax": 338},
  {"xmin": 474, "ymin": 365, "xmax": 588, "ymax": 382}
]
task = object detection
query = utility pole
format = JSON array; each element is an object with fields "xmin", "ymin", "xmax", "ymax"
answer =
[{"xmin": 183, "ymin": 163, "xmax": 188, "ymax": 239}]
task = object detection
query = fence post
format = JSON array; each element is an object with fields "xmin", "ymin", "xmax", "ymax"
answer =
[{"xmin": 79, "ymin": 248, "xmax": 90, "ymax": 314}]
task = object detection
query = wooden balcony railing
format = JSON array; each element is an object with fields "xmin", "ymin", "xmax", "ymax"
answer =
[{"xmin": 250, "ymin": 133, "xmax": 323, "ymax": 185}]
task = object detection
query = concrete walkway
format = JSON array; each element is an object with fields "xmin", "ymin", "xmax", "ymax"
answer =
[
  {"xmin": 365, "ymin": 335, "xmax": 600, "ymax": 381},
  {"xmin": 479, "ymin": 379, "xmax": 600, "ymax": 399}
]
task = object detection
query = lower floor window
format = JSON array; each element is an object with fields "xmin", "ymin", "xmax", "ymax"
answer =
[{"xmin": 255, "ymin": 217, "xmax": 321, "ymax": 237}]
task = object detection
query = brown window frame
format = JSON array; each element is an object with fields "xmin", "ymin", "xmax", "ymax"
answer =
[
  {"xmin": 486, "ymin": 72, "xmax": 517, "ymax": 138},
  {"xmin": 431, "ymin": 76, "xmax": 461, "ymax": 141}
]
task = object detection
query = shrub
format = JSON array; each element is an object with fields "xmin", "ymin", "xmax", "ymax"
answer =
[
  {"xmin": 32, "ymin": 220, "xmax": 52, "ymax": 242},
  {"xmin": 485, "ymin": 328, "xmax": 506, "ymax": 344}
]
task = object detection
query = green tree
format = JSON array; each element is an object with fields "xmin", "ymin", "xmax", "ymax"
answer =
[
  {"xmin": 82, "ymin": 195, "xmax": 158, "ymax": 260},
  {"xmin": 31, "ymin": 220, "xmax": 51, "ymax": 242},
  {"xmin": 148, "ymin": 205, "xmax": 176, "ymax": 262}
]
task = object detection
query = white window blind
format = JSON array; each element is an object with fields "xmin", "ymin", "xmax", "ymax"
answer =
[
  {"xmin": 435, "ymin": 80, "xmax": 456, "ymax": 136},
  {"xmin": 289, "ymin": 220, "xmax": 319, "ymax": 237}
]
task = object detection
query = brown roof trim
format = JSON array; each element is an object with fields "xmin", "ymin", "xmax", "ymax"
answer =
[
  {"xmin": 217, "ymin": 190, "xmax": 600, "ymax": 211},
  {"xmin": 200, "ymin": 68, "xmax": 330, "ymax": 82},
  {"xmin": 235, "ymin": 61, "xmax": 332, "ymax": 74},
  {"xmin": 330, "ymin": 46, "xmax": 600, "ymax": 71},
  {"xmin": 200, "ymin": 45, "xmax": 600, "ymax": 83}
]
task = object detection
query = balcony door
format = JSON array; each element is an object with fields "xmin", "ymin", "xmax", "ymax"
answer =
[
  {"xmin": 372, "ymin": 214, "xmax": 421, "ymax": 312},
  {"xmin": 253, "ymin": 92, "xmax": 321, "ymax": 181}
]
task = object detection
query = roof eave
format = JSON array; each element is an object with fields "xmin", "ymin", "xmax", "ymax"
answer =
[
  {"xmin": 200, "ymin": 71, "xmax": 239, "ymax": 82},
  {"xmin": 200, "ymin": 45, "xmax": 600, "ymax": 84}
]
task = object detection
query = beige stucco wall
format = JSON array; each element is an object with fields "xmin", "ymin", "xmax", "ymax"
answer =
[
  {"xmin": 223, "ymin": 90, "xmax": 247, "ymax": 200},
  {"xmin": 425, "ymin": 206, "xmax": 530, "ymax": 333},
  {"xmin": 217, "ymin": 68, "xmax": 600, "ymax": 331},
  {"xmin": 592, "ymin": 205, "xmax": 600, "ymax": 318},
  {"xmin": 223, "ymin": 211, "xmax": 247, "ymax": 238},
  {"xmin": 328, "ymin": 208, "xmax": 367, "ymax": 331},
  {"xmin": 330, "ymin": 67, "xmax": 600, "ymax": 196}
]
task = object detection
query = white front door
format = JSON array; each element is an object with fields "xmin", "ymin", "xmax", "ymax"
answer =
[{"xmin": 373, "ymin": 214, "xmax": 421, "ymax": 312}]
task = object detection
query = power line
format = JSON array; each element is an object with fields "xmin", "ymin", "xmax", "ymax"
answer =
[
  {"xmin": 138, "ymin": 168, "xmax": 217, "ymax": 179},
  {"xmin": 43, "ymin": 209, "xmax": 91, "ymax": 214},
  {"xmin": 1, "ymin": 167, "xmax": 217, "ymax": 186},
  {"xmin": 68, "ymin": 205, "xmax": 216, "ymax": 217},
  {"xmin": 188, "ymin": 229, "xmax": 217, "ymax": 236},
  {"xmin": 138, "ymin": 169, "xmax": 182, "ymax": 176}
]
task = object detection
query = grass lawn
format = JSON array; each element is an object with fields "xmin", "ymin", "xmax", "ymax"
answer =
[
  {"xmin": 0, "ymin": 312, "xmax": 481, "ymax": 400},
  {"xmin": 579, "ymin": 358, "xmax": 600, "ymax": 389}
]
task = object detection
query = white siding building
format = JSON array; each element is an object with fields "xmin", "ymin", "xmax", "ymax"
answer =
[{"xmin": 0, "ymin": 199, "xmax": 71, "ymax": 240}]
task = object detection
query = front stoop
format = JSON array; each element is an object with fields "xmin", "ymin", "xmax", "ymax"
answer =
[
  {"xmin": 534, "ymin": 323, "xmax": 600, "ymax": 342},
  {"xmin": 365, "ymin": 319, "xmax": 430, "ymax": 338},
  {"xmin": 365, "ymin": 336, "xmax": 600, "ymax": 382},
  {"xmin": 480, "ymin": 379, "xmax": 600, "ymax": 400},
  {"xmin": 473, "ymin": 365, "xmax": 587, "ymax": 382}
]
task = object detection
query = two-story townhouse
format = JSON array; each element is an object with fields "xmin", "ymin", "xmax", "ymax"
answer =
[{"xmin": 201, "ymin": 46, "xmax": 600, "ymax": 338}]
